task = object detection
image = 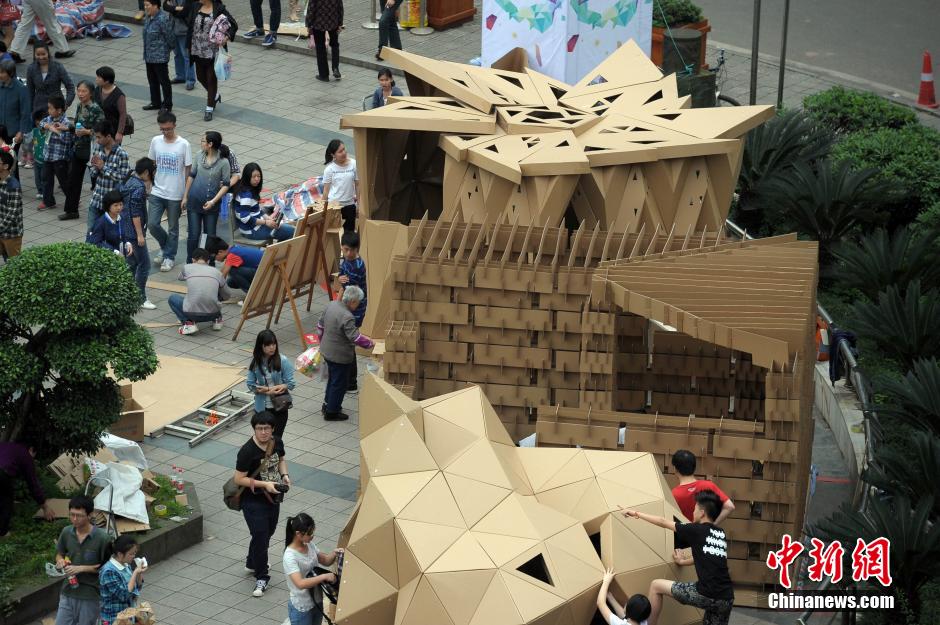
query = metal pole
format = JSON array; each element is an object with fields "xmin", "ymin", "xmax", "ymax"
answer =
[
  {"xmin": 749, "ymin": 0, "xmax": 761, "ymax": 104},
  {"xmin": 362, "ymin": 0, "xmax": 379, "ymax": 29},
  {"xmin": 410, "ymin": 0, "xmax": 435, "ymax": 35},
  {"xmin": 776, "ymin": 0, "xmax": 791, "ymax": 109}
]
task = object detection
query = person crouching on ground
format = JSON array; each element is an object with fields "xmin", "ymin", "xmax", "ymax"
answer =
[
  {"xmin": 621, "ymin": 490, "xmax": 734, "ymax": 625},
  {"xmin": 169, "ymin": 246, "xmax": 230, "ymax": 335},
  {"xmin": 87, "ymin": 190, "xmax": 134, "ymax": 258},
  {"xmin": 316, "ymin": 285, "xmax": 373, "ymax": 421}
]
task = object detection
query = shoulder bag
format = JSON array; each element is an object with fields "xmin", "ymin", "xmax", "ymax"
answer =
[
  {"xmin": 222, "ymin": 440, "xmax": 273, "ymax": 511},
  {"xmin": 263, "ymin": 368, "xmax": 293, "ymax": 412}
]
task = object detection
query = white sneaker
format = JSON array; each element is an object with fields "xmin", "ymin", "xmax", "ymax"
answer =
[
  {"xmin": 179, "ymin": 322, "xmax": 198, "ymax": 335},
  {"xmin": 141, "ymin": 300, "xmax": 157, "ymax": 310},
  {"xmin": 35, "ymin": 193, "xmax": 43, "ymax": 199},
  {"xmin": 252, "ymin": 579, "xmax": 268, "ymax": 597},
  {"xmin": 160, "ymin": 258, "xmax": 174, "ymax": 272},
  {"xmin": 211, "ymin": 316, "xmax": 223, "ymax": 331},
  {"xmin": 152, "ymin": 252, "xmax": 163, "ymax": 265}
]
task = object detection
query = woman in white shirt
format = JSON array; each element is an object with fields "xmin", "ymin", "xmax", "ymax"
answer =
[
  {"xmin": 282, "ymin": 513, "xmax": 343, "ymax": 625},
  {"xmin": 321, "ymin": 139, "xmax": 359, "ymax": 232}
]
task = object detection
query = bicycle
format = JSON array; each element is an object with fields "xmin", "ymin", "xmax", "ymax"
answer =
[{"xmin": 709, "ymin": 49, "xmax": 741, "ymax": 106}]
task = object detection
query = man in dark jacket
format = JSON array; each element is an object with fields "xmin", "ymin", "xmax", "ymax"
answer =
[
  {"xmin": 122, "ymin": 158, "xmax": 157, "ymax": 309},
  {"xmin": 0, "ymin": 60, "xmax": 31, "ymax": 171},
  {"xmin": 0, "ymin": 440, "xmax": 55, "ymax": 535}
]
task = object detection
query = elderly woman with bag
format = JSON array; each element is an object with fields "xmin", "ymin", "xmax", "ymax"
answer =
[
  {"xmin": 141, "ymin": 0, "xmax": 176, "ymax": 113},
  {"xmin": 246, "ymin": 329, "xmax": 296, "ymax": 440},
  {"xmin": 186, "ymin": 0, "xmax": 237, "ymax": 121},
  {"xmin": 316, "ymin": 285, "xmax": 373, "ymax": 422}
]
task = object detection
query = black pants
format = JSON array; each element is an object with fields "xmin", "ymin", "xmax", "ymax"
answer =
[
  {"xmin": 378, "ymin": 0, "xmax": 403, "ymax": 51},
  {"xmin": 311, "ymin": 28, "xmax": 339, "ymax": 79},
  {"xmin": 241, "ymin": 496, "xmax": 278, "ymax": 582},
  {"xmin": 271, "ymin": 407, "xmax": 288, "ymax": 440},
  {"xmin": 250, "ymin": 0, "xmax": 280, "ymax": 32},
  {"xmin": 341, "ymin": 203, "xmax": 356, "ymax": 232},
  {"xmin": 227, "ymin": 266, "xmax": 256, "ymax": 292},
  {"xmin": 0, "ymin": 471, "xmax": 14, "ymax": 536},
  {"xmin": 146, "ymin": 62, "xmax": 173, "ymax": 109},
  {"xmin": 42, "ymin": 159, "xmax": 69, "ymax": 207},
  {"xmin": 63, "ymin": 153, "xmax": 87, "ymax": 217},
  {"xmin": 193, "ymin": 57, "xmax": 218, "ymax": 108}
]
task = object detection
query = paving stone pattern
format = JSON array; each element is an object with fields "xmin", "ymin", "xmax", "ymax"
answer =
[{"xmin": 10, "ymin": 19, "xmax": 870, "ymax": 625}]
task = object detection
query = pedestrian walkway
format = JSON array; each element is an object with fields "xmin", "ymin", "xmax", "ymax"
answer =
[{"xmin": 13, "ymin": 19, "xmax": 862, "ymax": 625}]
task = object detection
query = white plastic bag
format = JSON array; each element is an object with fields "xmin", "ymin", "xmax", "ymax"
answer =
[
  {"xmin": 99, "ymin": 433, "xmax": 148, "ymax": 470},
  {"xmin": 214, "ymin": 51, "xmax": 232, "ymax": 81},
  {"xmin": 295, "ymin": 346, "xmax": 322, "ymax": 378},
  {"xmin": 93, "ymin": 463, "xmax": 149, "ymax": 524}
]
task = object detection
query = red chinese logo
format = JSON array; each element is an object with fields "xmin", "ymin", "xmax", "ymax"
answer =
[
  {"xmin": 766, "ymin": 534, "xmax": 804, "ymax": 589},
  {"xmin": 767, "ymin": 536, "xmax": 893, "ymax": 588}
]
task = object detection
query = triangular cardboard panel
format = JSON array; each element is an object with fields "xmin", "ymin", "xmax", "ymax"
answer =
[
  {"xmin": 396, "ymin": 519, "xmax": 465, "ymax": 569},
  {"xmin": 397, "ymin": 576, "xmax": 457, "ymax": 625},
  {"xmin": 468, "ymin": 570, "xmax": 526, "ymax": 625},
  {"xmin": 481, "ymin": 400, "xmax": 516, "ymax": 446},
  {"xmin": 360, "ymin": 373, "xmax": 424, "ymax": 438},
  {"xmin": 426, "ymin": 569, "xmax": 498, "ymax": 625},
  {"xmin": 445, "ymin": 472, "xmax": 513, "ymax": 527},
  {"xmin": 472, "ymin": 494, "xmax": 540, "ymax": 540},
  {"xmin": 399, "ymin": 472, "xmax": 468, "ymax": 529},
  {"xmin": 372, "ymin": 470, "xmax": 438, "ymax": 515},
  {"xmin": 582, "ymin": 449, "xmax": 646, "ymax": 477},
  {"xmin": 335, "ymin": 551, "xmax": 399, "ymax": 625},
  {"xmin": 445, "ymin": 439, "xmax": 514, "ymax": 489},
  {"xmin": 517, "ymin": 495, "xmax": 580, "ymax": 540},
  {"xmin": 427, "ymin": 531, "xmax": 496, "ymax": 573},
  {"xmin": 423, "ymin": 413, "xmax": 480, "ymax": 468},
  {"xmin": 371, "ymin": 417, "xmax": 440, "ymax": 477},
  {"xmin": 422, "ymin": 386, "xmax": 488, "ymax": 438},
  {"xmin": 538, "ymin": 451, "xmax": 594, "ymax": 492},
  {"xmin": 533, "ymin": 478, "xmax": 597, "ymax": 518},
  {"xmin": 348, "ymin": 516, "xmax": 399, "ymax": 587},
  {"xmin": 473, "ymin": 531, "xmax": 542, "ymax": 568},
  {"xmin": 545, "ymin": 543, "xmax": 605, "ymax": 598},
  {"xmin": 395, "ymin": 521, "xmax": 423, "ymax": 587},
  {"xmin": 348, "ymin": 481, "xmax": 396, "ymax": 545},
  {"xmin": 393, "ymin": 575, "xmax": 422, "ymax": 625},
  {"xmin": 500, "ymin": 570, "xmax": 566, "ymax": 621},
  {"xmin": 569, "ymin": 40, "xmax": 663, "ymax": 93},
  {"xmin": 516, "ymin": 448, "xmax": 579, "ymax": 492}
]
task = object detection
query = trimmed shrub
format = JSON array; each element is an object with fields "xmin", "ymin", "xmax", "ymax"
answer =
[
  {"xmin": 652, "ymin": 0, "xmax": 703, "ymax": 27},
  {"xmin": 804, "ymin": 86, "xmax": 917, "ymax": 133}
]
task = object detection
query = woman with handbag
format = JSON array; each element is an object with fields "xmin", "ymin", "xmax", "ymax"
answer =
[
  {"xmin": 186, "ymin": 0, "xmax": 237, "ymax": 121},
  {"xmin": 283, "ymin": 513, "xmax": 342, "ymax": 625},
  {"xmin": 246, "ymin": 329, "xmax": 296, "ymax": 439},
  {"xmin": 233, "ymin": 410, "xmax": 290, "ymax": 598}
]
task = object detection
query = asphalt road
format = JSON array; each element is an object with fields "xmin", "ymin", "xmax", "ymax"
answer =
[{"xmin": 695, "ymin": 0, "xmax": 940, "ymax": 94}]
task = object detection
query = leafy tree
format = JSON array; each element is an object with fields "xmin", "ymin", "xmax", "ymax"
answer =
[
  {"xmin": 832, "ymin": 226, "xmax": 940, "ymax": 300},
  {"xmin": 0, "ymin": 243, "xmax": 157, "ymax": 459},
  {"xmin": 862, "ymin": 426, "xmax": 940, "ymax": 520},
  {"xmin": 756, "ymin": 160, "xmax": 886, "ymax": 263},
  {"xmin": 852, "ymin": 283, "xmax": 940, "ymax": 371},
  {"xmin": 874, "ymin": 358, "xmax": 940, "ymax": 435},
  {"xmin": 733, "ymin": 110, "xmax": 834, "ymax": 235}
]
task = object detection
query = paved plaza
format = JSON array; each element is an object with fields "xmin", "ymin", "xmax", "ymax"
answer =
[{"xmin": 10, "ymin": 16, "xmax": 869, "ymax": 625}]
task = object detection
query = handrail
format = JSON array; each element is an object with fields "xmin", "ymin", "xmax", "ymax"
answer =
[{"xmin": 723, "ymin": 219, "xmax": 876, "ymax": 625}]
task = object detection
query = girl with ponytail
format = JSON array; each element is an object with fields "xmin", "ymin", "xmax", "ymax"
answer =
[{"xmin": 283, "ymin": 513, "xmax": 344, "ymax": 625}]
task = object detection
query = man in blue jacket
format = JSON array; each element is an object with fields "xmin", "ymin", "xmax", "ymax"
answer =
[{"xmin": 0, "ymin": 60, "xmax": 31, "ymax": 176}]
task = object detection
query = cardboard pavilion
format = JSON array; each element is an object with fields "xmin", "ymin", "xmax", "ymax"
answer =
[
  {"xmin": 338, "ymin": 43, "xmax": 819, "ymax": 594},
  {"xmin": 336, "ymin": 375, "xmax": 702, "ymax": 625}
]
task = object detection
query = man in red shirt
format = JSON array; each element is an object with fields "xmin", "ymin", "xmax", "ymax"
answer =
[{"xmin": 671, "ymin": 450, "xmax": 735, "ymax": 524}]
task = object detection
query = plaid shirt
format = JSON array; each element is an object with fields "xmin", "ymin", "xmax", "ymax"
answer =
[
  {"xmin": 40, "ymin": 113, "xmax": 74, "ymax": 162},
  {"xmin": 99, "ymin": 558, "xmax": 142, "ymax": 624},
  {"xmin": 88, "ymin": 143, "xmax": 130, "ymax": 218},
  {"xmin": 0, "ymin": 174, "xmax": 23, "ymax": 239}
]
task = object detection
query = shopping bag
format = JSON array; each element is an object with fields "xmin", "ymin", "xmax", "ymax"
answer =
[
  {"xmin": 295, "ymin": 346, "xmax": 323, "ymax": 378},
  {"xmin": 214, "ymin": 51, "xmax": 232, "ymax": 81}
]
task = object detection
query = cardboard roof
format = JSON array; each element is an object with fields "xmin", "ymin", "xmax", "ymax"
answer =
[{"xmin": 337, "ymin": 375, "xmax": 702, "ymax": 625}]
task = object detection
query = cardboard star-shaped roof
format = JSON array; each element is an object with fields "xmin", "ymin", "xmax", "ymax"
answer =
[
  {"xmin": 340, "ymin": 41, "xmax": 774, "ymax": 183},
  {"xmin": 336, "ymin": 375, "xmax": 701, "ymax": 625}
]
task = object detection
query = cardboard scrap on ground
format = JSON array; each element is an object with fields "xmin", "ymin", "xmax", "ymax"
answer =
[
  {"xmin": 115, "ymin": 601, "xmax": 154, "ymax": 625},
  {"xmin": 133, "ymin": 355, "xmax": 245, "ymax": 436},
  {"xmin": 35, "ymin": 498, "xmax": 71, "ymax": 519},
  {"xmin": 115, "ymin": 518, "xmax": 151, "ymax": 534},
  {"xmin": 48, "ymin": 448, "xmax": 117, "ymax": 492}
]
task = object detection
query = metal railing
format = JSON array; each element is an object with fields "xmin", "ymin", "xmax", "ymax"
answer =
[{"xmin": 723, "ymin": 219, "xmax": 876, "ymax": 624}]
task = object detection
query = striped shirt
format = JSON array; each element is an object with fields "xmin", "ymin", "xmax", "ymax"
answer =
[{"xmin": 234, "ymin": 188, "xmax": 262, "ymax": 235}]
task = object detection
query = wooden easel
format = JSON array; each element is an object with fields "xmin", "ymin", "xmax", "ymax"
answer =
[
  {"xmin": 287, "ymin": 205, "xmax": 336, "ymax": 319},
  {"xmin": 232, "ymin": 235, "xmax": 309, "ymax": 350}
]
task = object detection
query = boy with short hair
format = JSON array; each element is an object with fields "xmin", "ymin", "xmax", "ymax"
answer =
[
  {"xmin": 38, "ymin": 94, "xmax": 73, "ymax": 210},
  {"xmin": 670, "ymin": 449, "xmax": 734, "ymax": 524},
  {"xmin": 338, "ymin": 230, "xmax": 366, "ymax": 392},
  {"xmin": 169, "ymin": 247, "xmax": 231, "ymax": 335},
  {"xmin": 54, "ymin": 495, "xmax": 111, "ymax": 625},
  {"xmin": 622, "ymin": 490, "xmax": 734, "ymax": 625},
  {"xmin": 596, "ymin": 574, "xmax": 652, "ymax": 625},
  {"xmin": 205, "ymin": 235, "xmax": 263, "ymax": 295}
]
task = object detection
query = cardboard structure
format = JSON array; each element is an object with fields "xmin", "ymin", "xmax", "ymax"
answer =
[
  {"xmin": 481, "ymin": 0, "xmax": 653, "ymax": 84},
  {"xmin": 341, "ymin": 43, "xmax": 774, "ymax": 229},
  {"xmin": 335, "ymin": 374, "xmax": 701, "ymax": 625},
  {"xmin": 382, "ymin": 232, "xmax": 819, "ymax": 589}
]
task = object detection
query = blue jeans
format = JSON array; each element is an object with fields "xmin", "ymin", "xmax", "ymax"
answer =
[
  {"xmin": 323, "ymin": 358, "xmax": 352, "ymax": 414},
  {"xmin": 126, "ymin": 239, "xmax": 150, "ymax": 302},
  {"xmin": 148, "ymin": 195, "xmax": 182, "ymax": 261},
  {"xmin": 241, "ymin": 223, "xmax": 294, "ymax": 241},
  {"xmin": 378, "ymin": 0, "xmax": 403, "ymax": 50},
  {"xmin": 173, "ymin": 33, "xmax": 195, "ymax": 84},
  {"xmin": 227, "ymin": 265, "xmax": 256, "ymax": 292},
  {"xmin": 167, "ymin": 293, "xmax": 219, "ymax": 324},
  {"xmin": 186, "ymin": 209, "xmax": 219, "ymax": 262},
  {"xmin": 288, "ymin": 602, "xmax": 322, "ymax": 625}
]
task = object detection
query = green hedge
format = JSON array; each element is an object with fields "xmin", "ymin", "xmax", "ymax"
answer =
[
  {"xmin": 652, "ymin": 0, "xmax": 703, "ymax": 28},
  {"xmin": 803, "ymin": 86, "xmax": 917, "ymax": 133}
]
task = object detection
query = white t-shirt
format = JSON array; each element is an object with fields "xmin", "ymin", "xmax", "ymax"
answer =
[
  {"xmin": 283, "ymin": 543, "xmax": 320, "ymax": 611},
  {"xmin": 610, "ymin": 616, "xmax": 648, "ymax": 625},
  {"xmin": 323, "ymin": 158, "xmax": 358, "ymax": 205},
  {"xmin": 148, "ymin": 135, "xmax": 193, "ymax": 201}
]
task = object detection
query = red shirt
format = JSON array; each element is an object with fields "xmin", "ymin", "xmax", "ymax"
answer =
[{"xmin": 672, "ymin": 479, "xmax": 729, "ymax": 521}]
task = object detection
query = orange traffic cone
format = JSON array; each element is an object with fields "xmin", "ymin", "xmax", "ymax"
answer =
[{"xmin": 918, "ymin": 50, "xmax": 938, "ymax": 108}]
